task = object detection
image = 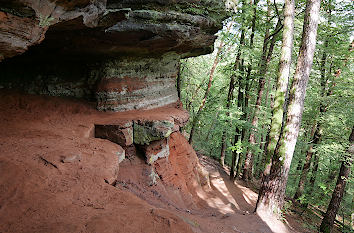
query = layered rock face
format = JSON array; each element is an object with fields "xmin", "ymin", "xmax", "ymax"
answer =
[
  {"xmin": 0, "ymin": 0, "xmax": 228, "ymax": 111},
  {"xmin": 95, "ymin": 55, "xmax": 179, "ymax": 111},
  {"xmin": 0, "ymin": 2, "xmax": 226, "ymax": 232}
]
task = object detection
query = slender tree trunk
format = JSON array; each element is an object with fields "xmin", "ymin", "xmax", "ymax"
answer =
[
  {"xmin": 258, "ymin": 18, "xmax": 281, "ymax": 156},
  {"xmin": 235, "ymin": 73, "xmax": 245, "ymax": 179},
  {"xmin": 256, "ymin": 0, "xmax": 321, "ymax": 215},
  {"xmin": 320, "ymin": 127, "xmax": 354, "ymax": 233},
  {"xmin": 220, "ymin": 75, "xmax": 235, "ymax": 166},
  {"xmin": 220, "ymin": 133, "xmax": 227, "ymax": 166},
  {"xmin": 176, "ymin": 62, "xmax": 182, "ymax": 99},
  {"xmin": 230, "ymin": 23, "xmax": 246, "ymax": 180},
  {"xmin": 294, "ymin": 37, "xmax": 330, "ymax": 200},
  {"xmin": 189, "ymin": 42, "xmax": 224, "ymax": 145},
  {"xmin": 293, "ymin": 122, "xmax": 319, "ymax": 200},
  {"xmin": 309, "ymin": 152, "xmax": 319, "ymax": 186},
  {"xmin": 231, "ymin": 63, "xmax": 245, "ymax": 180},
  {"xmin": 242, "ymin": 17, "xmax": 282, "ymax": 181},
  {"xmin": 257, "ymin": 86, "xmax": 275, "ymax": 178},
  {"xmin": 230, "ymin": 149, "xmax": 237, "ymax": 180}
]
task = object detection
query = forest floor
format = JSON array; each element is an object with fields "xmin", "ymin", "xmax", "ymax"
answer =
[
  {"xmin": 191, "ymin": 156, "xmax": 346, "ymax": 233},
  {"xmin": 186, "ymin": 155, "xmax": 310, "ymax": 233}
]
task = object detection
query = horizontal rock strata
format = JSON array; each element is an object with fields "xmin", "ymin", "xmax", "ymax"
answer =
[
  {"xmin": 95, "ymin": 55, "xmax": 179, "ymax": 111},
  {"xmin": 0, "ymin": 0, "xmax": 228, "ymax": 111}
]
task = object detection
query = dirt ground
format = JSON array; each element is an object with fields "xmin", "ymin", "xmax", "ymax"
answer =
[{"xmin": 0, "ymin": 91, "xmax": 309, "ymax": 233}]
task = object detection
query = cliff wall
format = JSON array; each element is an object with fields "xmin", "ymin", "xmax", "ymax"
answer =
[
  {"xmin": 0, "ymin": 0, "xmax": 229, "ymax": 111},
  {"xmin": 0, "ymin": 1, "xmax": 229, "ymax": 232}
]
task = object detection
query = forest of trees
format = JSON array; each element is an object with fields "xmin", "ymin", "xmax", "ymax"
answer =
[{"xmin": 179, "ymin": 0, "xmax": 353, "ymax": 231}]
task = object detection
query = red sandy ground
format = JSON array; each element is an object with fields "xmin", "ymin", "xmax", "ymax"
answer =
[{"xmin": 0, "ymin": 91, "xmax": 308, "ymax": 233}]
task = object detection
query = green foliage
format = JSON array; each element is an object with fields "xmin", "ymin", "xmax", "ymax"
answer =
[{"xmin": 180, "ymin": 0, "xmax": 353, "ymax": 229}]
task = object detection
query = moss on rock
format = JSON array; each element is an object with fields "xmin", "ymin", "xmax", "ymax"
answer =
[{"xmin": 133, "ymin": 120, "xmax": 174, "ymax": 145}]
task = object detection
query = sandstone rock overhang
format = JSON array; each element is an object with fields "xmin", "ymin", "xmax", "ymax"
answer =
[
  {"xmin": 0, "ymin": 0, "xmax": 229, "ymax": 111},
  {"xmin": 0, "ymin": 0, "xmax": 229, "ymax": 61}
]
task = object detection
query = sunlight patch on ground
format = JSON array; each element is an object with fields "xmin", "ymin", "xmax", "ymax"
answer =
[
  {"xmin": 234, "ymin": 182, "xmax": 258, "ymax": 205},
  {"xmin": 196, "ymin": 191, "xmax": 235, "ymax": 214},
  {"xmin": 211, "ymin": 174, "xmax": 240, "ymax": 210},
  {"xmin": 196, "ymin": 171, "xmax": 241, "ymax": 214},
  {"xmin": 257, "ymin": 211, "xmax": 293, "ymax": 233}
]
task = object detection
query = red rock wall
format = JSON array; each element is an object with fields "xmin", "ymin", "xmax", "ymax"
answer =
[{"xmin": 154, "ymin": 132, "xmax": 201, "ymax": 197}]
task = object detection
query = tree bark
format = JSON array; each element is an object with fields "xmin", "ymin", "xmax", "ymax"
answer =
[
  {"xmin": 242, "ymin": 17, "xmax": 282, "ymax": 181},
  {"xmin": 176, "ymin": 62, "xmax": 182, "ymax": 100},
  {"xmin": 260, "ymin": 0, "xmax": 295, "ymax": 179},
  {"xmin": 293, "ymin": 36, "xmax": 330, "ymax": 200},
  {"xmin": 255, "ymin": 0, "xmax": 296, "ymax": 208},
  {"xmin": 189, "ymin": 41, "xmax": 225, "ymax": 145},
  {"xmin": 220, "ymin": 75, "xmax": 235, "ymax": 166},
  {"xmin": 229, "ymin": 20, "xmax": 246, "ymax": 180},
  {"xmin": 320, "ymin": 127, "xmax": 354, "ymax": 233},
  {"xmin": 220, "ymin": 133, "xmax": 227, "ymax": 166},
  {"xmin": 220, "ymin": 87, "xmax": 234, "ymax": 166},
  {"xmin": 235, "ymin": 70, "xmax": 245, "ymax": 179},
  {"xmin": 239, "ymin": 0, "xmax": 260, "ymax": 179},
  {"xmin": 293, "ymin": 122, "xmax": 320, "ymax": 200},
  {"xmin": 256, "ymin": 0, "xmax": 320, "ymax": 215},
  {"xmin": 231, "ymin": 61, "xmax": 245, "ymax": 180}
]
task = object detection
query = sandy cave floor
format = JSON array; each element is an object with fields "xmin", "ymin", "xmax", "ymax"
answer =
[{"xmin": 0, "ymin": 91, "xmax": 309, "ymax": 233}]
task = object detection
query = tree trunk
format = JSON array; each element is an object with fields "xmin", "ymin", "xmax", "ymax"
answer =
[
  {"xmin": 260, "ymin": 0, "xmax": 295, "ymax": 179},
  {"xmin": 256, "ymin": 0, "xmax": 320, "ymax": 215},
  {"xmin": 230, "ymin": 148, "xmax": 238, "ymax": 180},
  {"xmin": 176, "ymin": 62, "xmax": 182, "ymax": 100},
  {"xmin": 257, "ymin": 86, "xmax": 275, "ymax": 178},
  {"xmin": 255, "ymin": 0, "xmax": 296, "ymax": 208},
  {"xmin": 294, "ymin": 36, "xmax": 330, "ymax": 200},
  {"xmin": 231, "ymin": 65, "xmax": 245, "ymax": 180},
  {"xmin": 293, "ymin": 122, "xmax": 319, "ymax": 200},
  {"xmin": 220, "ymin": 133, "xmax": 227, "ymax": 166},
  {"xmin": 189, "ymin": 41, "xmax": 224, "ymax": 145},
  {"xmin": 229, "ymin": 23, "xmax": 246, "ymax": 180},
  {"xmin": 220, "ymin": 75, "xmax": 235, "ymax": 166},
  {"xmin": 257, "ymin": 19, "xmax": 281, "ymax": 166},
  {"xmin": 309, "ymin": 152, "xmax": 319, "ymax": 187},
  {"xmin": 242, "ymin": 18, "xmax": 282, "ymax": 181},
  {"xmin": 320, "ymin": 127, "xmax": 354, "ymax": 233}
]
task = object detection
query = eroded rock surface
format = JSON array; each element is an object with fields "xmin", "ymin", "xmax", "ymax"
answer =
[
  {"xmin": 0, "ymin": 1, "xmax": 228, "ymax": 231},
  {"xmin": 0, "ymin": 0, "xmax": 228, "ymax": 111},
  {"xmin": 95, "ymin": 121, "xmax": 134, "ymax": 147},
  {"xmin": 95, "ymin": 55, "xmax": 179, "ymax": 111},
  {"xmin": 0, "ymin": 92, "xmax": 201, "ymax": 233},
  {"xmin": 143, "ymin": 138, "xmax": 170, "ymax": 164},
  {"xmin": 134, "ymin": 119, "xmax": 175, "ymax": 145},
  {"xmin": 0, "ymin": 0, "xmax": 228, "ymax": 60}
]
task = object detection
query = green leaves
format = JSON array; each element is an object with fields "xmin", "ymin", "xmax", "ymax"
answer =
[{"xmin": 180, "ymin": 0, "xmax": 353, "ymax": 227}]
